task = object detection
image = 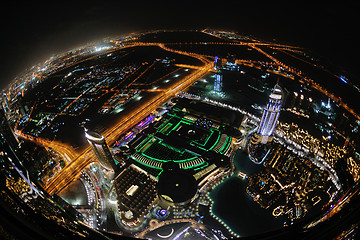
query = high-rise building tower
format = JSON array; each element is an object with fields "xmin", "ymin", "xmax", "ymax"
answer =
[
  {"xmin": 85, "ymin": 130, "xmax": 116, "ymax": 171},
  {"xmin": 214, "ymin": 56, "xmax": 222, "ymax": 70},
  {"xmin": 254, "ymin": 84, "xmax": 283, "ymax": 144},
  {"xmin": 214, "ymin": 71, "xmax": 223, "ymax": 93}
]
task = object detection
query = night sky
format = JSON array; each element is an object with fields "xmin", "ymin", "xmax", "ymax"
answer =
[{"xmin": 2, "ymin": 2, "xmax": 359, "ymax": 89}]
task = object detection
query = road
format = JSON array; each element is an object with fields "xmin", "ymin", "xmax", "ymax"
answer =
[
  {"xmin": 43, "ymin": 46, "xmax": 212, "ymax": 195},
  {"xmin": 15, "ymin": 130, "xmax": 80, "ymax": 163},
  {"xmin": 17, "ymin": 32, "xmax": 360, "ymax": 195}
]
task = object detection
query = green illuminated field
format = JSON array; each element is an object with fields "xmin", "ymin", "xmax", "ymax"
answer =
[{"xmin": 127, "ymin": 109, "xmax": 232, "ymax": 177}]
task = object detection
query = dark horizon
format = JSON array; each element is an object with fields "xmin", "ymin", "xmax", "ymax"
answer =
[{"xmin": 2, "ymin": 2, "xmax": 359, "ymax": 89}]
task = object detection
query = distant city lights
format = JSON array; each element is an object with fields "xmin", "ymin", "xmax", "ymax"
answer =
[
  {"xmin": 2, "ymin": 29, "xmax": 360, "ymax": 240},
  {"xmin": 95, "ymin": 46, "xmax": 111, "ymax": 52}
]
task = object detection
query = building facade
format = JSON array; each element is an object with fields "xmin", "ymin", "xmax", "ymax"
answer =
[
  {"xmin": 254, "ymin": 84, "xmax": 283, "ymax": 144},
  {"xmin": 85, "ymin": 130, "xmax": 116, "ymax": 171},
  {"xmin": 214, "ymin": 71, "xmax": 223, "ymax": 93},
  {"xmin": 213, "ymin": 56, "xmax": 222, "ymax": 70}
]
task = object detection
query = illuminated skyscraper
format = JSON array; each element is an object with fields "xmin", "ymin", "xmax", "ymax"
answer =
[
  {"xmin": 214, "ymin": 56, "xmax": 222, "ymax": 70},
  {"xmin": 254, "ymin": 84, "xmax": 283, "ymax": 144},
  {"xmin": 85, "ymin": 130, "xmax": 116, "ymax": 171},
  {"xmin": 214, "ymin": 71, "xmax": 223, "ymax": 93},
  {"xmin": 258, "ymin": 84, "xmax": 283, "ymax": 136}
]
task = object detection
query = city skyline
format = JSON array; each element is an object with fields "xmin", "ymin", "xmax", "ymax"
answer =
[{"xmin": 1, "ymin": 29, "xmax": 360, "ymax": 240}]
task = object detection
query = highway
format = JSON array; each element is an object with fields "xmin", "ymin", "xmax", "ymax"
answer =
[
  {"xmin": 43, "ymin": 47, "xmax": 212, "ymax": 195},
  {"xmin": 15, "ymin": 32, "xmax": 359, "ymax": 195},
  {"xmin": 15, "ymin": 130, "xmax": 80, "ymax": 163}
]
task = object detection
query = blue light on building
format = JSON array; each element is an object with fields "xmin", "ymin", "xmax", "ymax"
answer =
[
  {"xmin": 214, "ymin": 56, "xmax": 222, "ymax": 70},
  {"xmin": 257, "ymin": 84, "xmax": 283, "ymax": 139},
  {"xmin": 214, "ymin": 71, "xmax": 223, "ymax": 93}
]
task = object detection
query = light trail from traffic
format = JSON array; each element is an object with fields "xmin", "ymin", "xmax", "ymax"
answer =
[
  {"xmin": 17, "ymin": 32, "xmax": 359, "ymax": 196},
  {"xmin": 43, "ymin": 43, "xmax": 212, "ymax": 195}
]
